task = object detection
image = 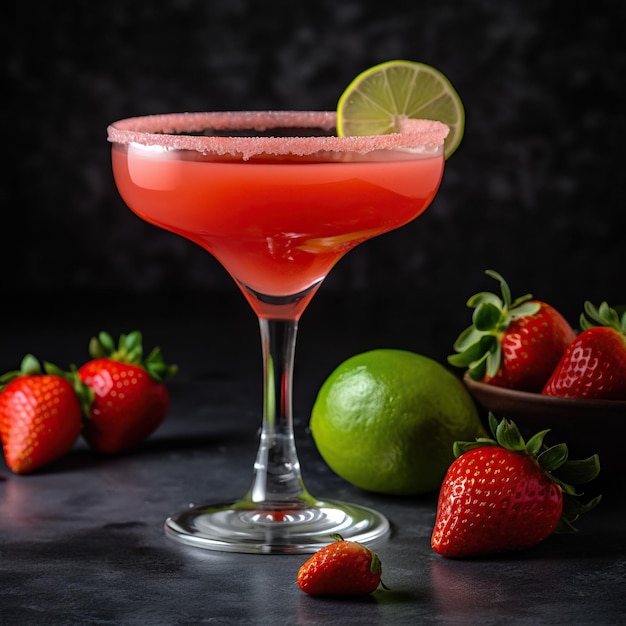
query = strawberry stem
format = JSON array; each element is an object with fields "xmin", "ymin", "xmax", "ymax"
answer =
[
  {"xmin": 448, "ymin": 270, "xmax": 540, "ymax": 381},
  {"xmin": 580, "ymin": 301, "xmax": 626, "ymax": 335},
  {"xmin": 453, "ymin": 414, "xmax": 601, "ymax": 533},
  {"xmin": 88, "ymin": 331, "xmax": 177, "ymax": 383},
  {"xmin": 0, "ymin": 354, "xmax": 45, "ymax": 389}
]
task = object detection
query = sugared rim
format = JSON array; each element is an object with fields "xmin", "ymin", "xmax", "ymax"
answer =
[{"xmin": 107, "ymin": 111, "xmax": 449, "ymax": 159}]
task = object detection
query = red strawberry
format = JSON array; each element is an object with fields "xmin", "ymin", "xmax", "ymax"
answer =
[
  {"xmin": 297, "ymin": 534, "xmax": 383, "ymax": 596},
  {"xmin": 77, "ymin": 331, "xmax": 177, "ymax": 454},
  {"xmin": 448, "ymin": 270, "xmax": 576, "ymax": 392},
  {"xmin": 0, "ymin": 355, "xmax": 83, "ymax": 474},
  {"xmin": 543, "ymin": 301, "xmax": 626, "ymax": 400},
  {"xmin": 431, "ymin": 415, "xmax": 601, "ymax": 558}
]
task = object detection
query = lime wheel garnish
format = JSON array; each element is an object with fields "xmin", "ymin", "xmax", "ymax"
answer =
[{"xmin": 337, "ymin": 60, "xmax": 465, "ymax": 159}]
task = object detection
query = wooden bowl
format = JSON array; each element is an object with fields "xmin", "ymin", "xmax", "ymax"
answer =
[{"xmin": 463, "ymin": 373, "xmax": 626, "ymax": 473}]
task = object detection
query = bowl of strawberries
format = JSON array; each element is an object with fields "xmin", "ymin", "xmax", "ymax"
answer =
[
  {"xmin": 449, "ymin": 271, "xmax": 626, "ymax": 471},
  {"xmin": 462, "ymin": 375, "xmax": 626, "ymax": 468}
]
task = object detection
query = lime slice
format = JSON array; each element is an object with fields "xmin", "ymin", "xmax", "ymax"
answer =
[{"xmin": 337, "ymin": 60, "xmax": 465, "ymax": 159}]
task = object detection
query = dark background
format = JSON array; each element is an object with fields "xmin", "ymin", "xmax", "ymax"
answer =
[{"xmin": 2, "ymin": 0, "xmax": 625, "ymax": 368}]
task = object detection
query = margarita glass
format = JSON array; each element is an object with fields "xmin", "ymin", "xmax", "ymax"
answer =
[{"xmin": 107, "ymin": 111, "xmax": 448, "ymax": 554}]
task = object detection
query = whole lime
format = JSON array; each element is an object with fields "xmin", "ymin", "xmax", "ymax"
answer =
[{"xmin": 310, "ymin": 349, "xmax": 485, "ymax": 495}]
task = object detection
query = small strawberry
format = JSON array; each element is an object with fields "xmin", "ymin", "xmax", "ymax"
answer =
[
  {"xmin": 297, "ymin": 534, "xmax": 383, "ymax": 596},
  {"xmin": 448, "ymin": 270, "xmax": 576, "ymax": 392},
  {"xmin": 542, "ymin": 301, "xmax": 626, "ymax": 400},
  {"xmin": 0, "ymin": 355, "xmax": 83, "ymax": 474},
  {"xmin": 77, "ymin": 331, "xmax": 177, "ymax": 454},
  {"xmin": 431, "ymin": 415, "xmax": 601, "ymax": 559}
]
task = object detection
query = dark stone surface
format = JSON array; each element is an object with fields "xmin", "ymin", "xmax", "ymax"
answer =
[
  {"xmin": 3, "ymin": 0, "xmax": 626, "ymax": 325},
  {"xmin": 1, "ymin": 296, "xmax": 625, "ymax": 625}
]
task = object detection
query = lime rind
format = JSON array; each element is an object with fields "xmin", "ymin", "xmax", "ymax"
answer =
[{"xmin": 337, "ymin": 60, "xmax": 465, "ymax": 159}]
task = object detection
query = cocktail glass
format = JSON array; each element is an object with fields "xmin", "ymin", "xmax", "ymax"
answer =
[{"xmin": 107, "ymin": 111, "xmax": 448, "ymax": 554}]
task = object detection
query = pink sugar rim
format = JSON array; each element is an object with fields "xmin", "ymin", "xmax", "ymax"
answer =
[{"xmin": 107, "ymin": 111, "xmax": 449, "ymax": 158}]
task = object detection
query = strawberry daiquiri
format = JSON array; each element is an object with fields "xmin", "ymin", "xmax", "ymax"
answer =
[
  {"xmin": 107, "ymin": 110, "xmax": 449, "ymax": 553},
  {"xmin": 111, "ymin": 112, "xmax": 445, "ymax": 319}
]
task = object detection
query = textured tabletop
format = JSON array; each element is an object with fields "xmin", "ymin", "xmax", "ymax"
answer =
[{"xmin": 1, "ymin": 295, "xmax": 624, "ymax": 625}]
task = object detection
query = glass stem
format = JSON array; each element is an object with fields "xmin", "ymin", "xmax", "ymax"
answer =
[{"xmin": 248, "ymin": 317, "xmax": 310, "ymax": 507}]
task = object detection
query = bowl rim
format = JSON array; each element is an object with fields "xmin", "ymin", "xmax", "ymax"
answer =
[{"xmin": 463, "ymin": 372, "xmax": 626, "ymax": 411}]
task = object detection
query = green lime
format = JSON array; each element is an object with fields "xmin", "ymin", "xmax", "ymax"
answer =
[
  {"xmin": 310, "ymin": 349, "xmax": 485, "ymax": 495},
  {"xmin": 337, "ymin": 60, "xmax": 465, "ymax": 159}
]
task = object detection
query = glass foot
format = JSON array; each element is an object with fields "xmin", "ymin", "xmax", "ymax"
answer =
[{"xmin": 164, "ymin": 499, "xmax": 390, "ymax": 554}]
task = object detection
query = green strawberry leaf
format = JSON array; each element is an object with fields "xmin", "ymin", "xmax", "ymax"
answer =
[
  {"xmin": 466, "ymin": 291, "xmax": 503, "ymax": 308},
  {"xmin": 87, "ymin": 331, "xmax": 177, "ymax": 383},
  {"xmin": 96, "ymin": 331, "xmax": 116, "ymax": 355},
  {"xmin": 0, "ymin": 354, "xmax": 44, "ymax": 389},
  {"xmin": 455, "ymin": 414, "xmax": 602, "ymax": 534},
  {"xmin": 495, "ymin": 418, "xmax": 526, "ymax": 451},
  {"xmin": 473, "ymin": 301, "xmax": 504, "ymax": 331},
  {"xmin": 554, "ymin": 494, "xmax": 602, "ymax": 534},
  {"xmin": 553, "ymin": 455, "xmax": 601, "ymax": 485},
  {"xmin": 448, "ymin": 270, "xmax": 540, "ymax": 380},
  {"xmin": 485, "ymin": 269, "xmax": 512, "ymax": 306},
  {"xmin": 580, "ymin": 301, "xmax": 626, "ymax": 335},
  {"xmin": 450, "ymin": 329, "xmax": 492, "ymax": 361},
  {"xmin": 537, "ymin": 443, "xmax": 569, "ymax": 472},
  {"xmin": 526, "ymin": 429, "xmax": 550, "ymax": 456},
  {"xmin": 485, "ymin": 342, "xmax": 502, "ymax": 378},
  {"xmin": 144, "ymin": 346, "xmax": 178, "ymax": 382},
  {"xmin": 449, "ymin": 336, "xmax": 497, "ymax": 370},
  {"xmin": 509, "ymin": 301, "xmax": 541, "ymax": 319}
]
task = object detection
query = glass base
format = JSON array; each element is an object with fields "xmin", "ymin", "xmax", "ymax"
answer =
[{"xmin": 164, "ymin": 498, "xmax": 390, "ymax": 554}]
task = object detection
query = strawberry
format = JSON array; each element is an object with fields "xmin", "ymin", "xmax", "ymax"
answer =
[
  {"xmin": 448, "ymin": 270, "xmax": 576, "ymax": 392},
  {"xmin": 0, "ymin": 355, "xmax": 83, "ymax": 474},
  {"xmin": 431, "ymin": 415, "xmax": 601, "ymax": 559},
  {"xmin": 297, "ymin": 534, "xmax": 383, "ymax": 596},
  {"xmin": 77, "ymin": 331, "xmax": 177, "ymax": 454},
  {"xmin": 543, "ymin": 301, "xmax": 626, "ymax": 400}
]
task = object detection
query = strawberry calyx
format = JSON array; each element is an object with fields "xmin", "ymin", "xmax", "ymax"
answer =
[
  {"xmin": 88, "ymin": 331, "xmax": 177, "ymax": 383},
  {"xmin": 330, "ymin": 534, "xmax": 382, "ymax": 578},
  {"xmin": 0, "ymin": 354, "xmax": 44, "ymax": 389},
  {"xmin": 453, "ymin": 414, "xmax": 602, "ymax": 533},
  {"xmin": 579, "ymin": 301, "xmax": 626, "ymax": 336},
  {"xmin": 0, "ymin": 354, "xmax": 94, "ymax": 417},
  {"xmin": 448, "ymin": 270, "xmax": 541, "ymax": 381}
]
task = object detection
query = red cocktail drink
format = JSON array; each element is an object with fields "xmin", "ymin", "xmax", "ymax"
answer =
[{"xmin": 108, "ymin": 110, "xmax": 448, "ymax": 553}]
